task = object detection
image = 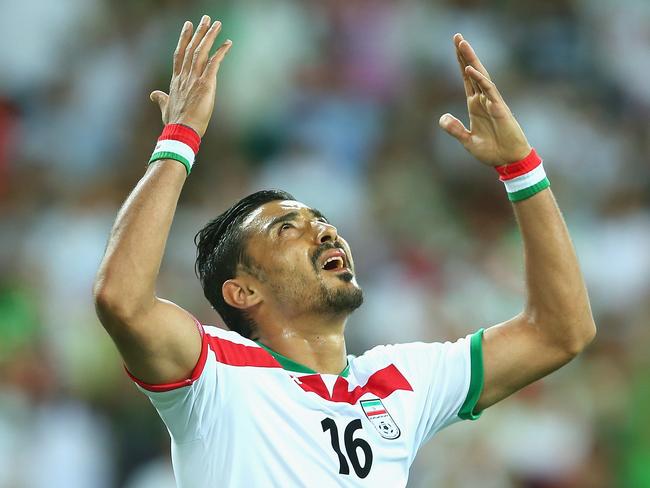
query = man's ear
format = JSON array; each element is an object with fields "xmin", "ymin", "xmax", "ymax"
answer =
[{"xmin": 222, "ymin": 278, "xmax": 263, "ymax": 310}]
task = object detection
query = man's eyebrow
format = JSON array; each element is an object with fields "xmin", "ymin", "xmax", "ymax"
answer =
[
  {"xmin": 310, "ymin": 208, "xmax": 328, "ymax": 222},
  {"xmin": 267, "ymin": 211, "xmax": 300, "ymax": 231},
  {"xmin": 267, "ymin": 209, "xmax": 329, "ymax": 232}
]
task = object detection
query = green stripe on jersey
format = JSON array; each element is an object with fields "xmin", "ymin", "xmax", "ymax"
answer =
[
  {"xmin": 256, "ymin": 341, "xmax": 350, "ymax": 377},
  {"xmin": 458, "ymin": 328, "xmax": 485, "ymax": 421}
]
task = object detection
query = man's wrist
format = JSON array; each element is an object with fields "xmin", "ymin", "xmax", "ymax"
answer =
[
  {"xmin": 149, "ymin": 124, "xmax": 201, "ymax": 175},
  {"xmin": 495, "ymin": 148, "xmax": 550, "ymax": 202}
]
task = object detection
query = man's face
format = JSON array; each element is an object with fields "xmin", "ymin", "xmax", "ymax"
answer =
[{"xmin": 241, "ymin": 200, "xmax": 363, "ymax": 317}]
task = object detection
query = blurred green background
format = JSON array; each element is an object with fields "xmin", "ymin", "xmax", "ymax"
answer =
[{"xmin": 1, "ymin": 0, "xmax": 649, "ymax": 486}]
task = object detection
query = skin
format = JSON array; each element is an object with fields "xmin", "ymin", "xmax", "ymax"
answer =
[
  {"xmin": 439, "ymin": 34, "xmax": 595, "ymax": 410},
  {"xmin": 222, "ymin": 199, "xmax": 363, "ymax": 374},
  {"xmin": 94, "ymin": 21, "xmax": 595, "ymax": 415}
]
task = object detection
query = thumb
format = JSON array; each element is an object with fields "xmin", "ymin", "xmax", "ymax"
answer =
[
  {"xmin": 439, "ymin": 113, "xmax": 471, "ymax": 144},
  {"xmin": 149, "ymin": 90, "xmax": 169, "ymax": 110}
]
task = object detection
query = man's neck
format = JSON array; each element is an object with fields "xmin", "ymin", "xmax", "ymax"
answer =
[{"xmin": 255, "ymin": 314, "xmax": 348, "ymax": 375}]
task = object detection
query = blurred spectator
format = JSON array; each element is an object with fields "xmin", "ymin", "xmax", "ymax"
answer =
[{"xmin": 1, "ymin": 0, "xmax": 648, "ymax": 486}]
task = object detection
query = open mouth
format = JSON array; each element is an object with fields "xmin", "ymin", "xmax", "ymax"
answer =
[
  {"xmin": 322, "ymin": 255, "xmax": 346, "ymax": 272},
  {"xmin": 317, "ymin": 247, "xmax": 351, "ymax": 274}
]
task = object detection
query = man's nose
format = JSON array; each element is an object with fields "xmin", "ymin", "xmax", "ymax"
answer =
[{"xmin": 315, "ymin": 222, "xmax": 338, "ymax": 244}]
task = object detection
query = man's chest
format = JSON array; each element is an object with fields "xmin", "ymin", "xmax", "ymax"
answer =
[{"xmin": 216, "ymin": 366, "xmax": 420, "ymax": 481}]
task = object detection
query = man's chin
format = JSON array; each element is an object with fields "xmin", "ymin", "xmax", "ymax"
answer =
[{"xmin": 320, "ymin": 279, "xmax": 363, "ymax": 315}]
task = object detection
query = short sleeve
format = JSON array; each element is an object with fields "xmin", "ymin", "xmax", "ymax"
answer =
[
  {"xmin": 381, "ymin": 329, "xmax": 485, "ymax": 448},
  {"xmin": 457, "ymin": 329, "xmax": 484, "ymax": 421},
  {"xmin": 126, "ymin": 323, "xmax": 220, "ymax": 444}
]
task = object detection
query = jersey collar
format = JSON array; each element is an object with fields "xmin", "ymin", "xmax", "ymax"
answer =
[{"xmin": 255, "ymin": 341, "xmax": 350, "ymax": 378}]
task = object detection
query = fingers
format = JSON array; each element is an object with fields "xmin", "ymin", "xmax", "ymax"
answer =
[
  {"xmin": 192, "ymin": 21, "xmax": 222, "ymax": 77},
  {"xmin": 454, "ymin": 35, "xmax": 474, "ymax": 97},
  {"xmin": 454, "ymin": 34, "xmax": 483, "ymax": 96},
  {"xmin": 203, "ymin": 39, "xmax": 233, "ymax": 80},
  {"xmin": 457, "ymin": 37, "xmax": 491, "ymax": 81},
  {"xmin": 458, "ymin": 49, "xmax": 478, "ymax": 97},
  {"xmin": 173, "ymin": 21, "xmax": 193, "ymax": 76},
  {"xmin": 465, "ymin": 65, "xmax": 501, "ymax": 102},
  {"xmin": 181, "ymin": 15, "xmax": 212, "ymax": 77},
  {"xmin": 439, "ymin": 113, "xmax": 471, "ymax": 144}
]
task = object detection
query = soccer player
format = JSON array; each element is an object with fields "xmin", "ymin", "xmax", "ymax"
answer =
[{"xmin": 93, "ymin": 15, "xmax": 596, "ymax": 487}]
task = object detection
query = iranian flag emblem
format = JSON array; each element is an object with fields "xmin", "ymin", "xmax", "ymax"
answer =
[{"xmin": 360, "ymin": 398, "xmax": 401, "ymax": 440}]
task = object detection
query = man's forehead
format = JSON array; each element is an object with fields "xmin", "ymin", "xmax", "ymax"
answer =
[{"xmin": 241, "ymin": 200, "xmax": 311, "ymax": 228}]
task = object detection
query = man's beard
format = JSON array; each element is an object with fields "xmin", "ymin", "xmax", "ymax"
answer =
[
  {"xmin": 270, "ymin": 269, "xmax": 364, "ymax": 317},
  {"xmin": 308, "ymin": 243, "xmax": 363, "ymax": 315},
  {"xmin": 313, "ymin": 273, "xmax": 364, "ymax": 316}
]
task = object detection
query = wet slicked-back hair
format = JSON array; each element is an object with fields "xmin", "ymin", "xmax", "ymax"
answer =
[{"xmin": 194, "ymin": 190, "xmax": 296, "ymax": 338}]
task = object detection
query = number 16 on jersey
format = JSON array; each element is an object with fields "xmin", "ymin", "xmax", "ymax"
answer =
[{"xmin": 321, "ymin": 418, "xmax": 373, "ymax": 478}]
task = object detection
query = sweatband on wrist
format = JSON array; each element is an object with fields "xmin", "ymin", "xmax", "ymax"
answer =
[
  {"xmin": 495, "ymin": 149, "xmax": 550, "ymax": 202},
  {"xmin": 149, "ymin": 124, "xmax": 201, "ymax": 175}
]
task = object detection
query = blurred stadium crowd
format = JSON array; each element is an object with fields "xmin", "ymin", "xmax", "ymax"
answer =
[{"xmin": 1, "ymin": 0, "xmax": 649, "ymax": 486}]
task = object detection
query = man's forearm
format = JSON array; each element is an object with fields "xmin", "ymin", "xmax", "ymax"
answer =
[
  {"xmin": 513, "ymin": 187, "xmax": 596, "ymax": 352},
  {"xmin": 94, "ymin": 160, "xmax": 186, "ymax": 318}
]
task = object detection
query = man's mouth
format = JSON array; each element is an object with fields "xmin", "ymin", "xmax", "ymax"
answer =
[
  {"xmin": 322, "ymin": 255, "xmax": 346, "ymax": 271},
  {"xmin": 318, "ymin": 249, "xmax": 349, "ymax": 273}
]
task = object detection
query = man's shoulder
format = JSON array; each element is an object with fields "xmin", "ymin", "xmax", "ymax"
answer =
[
  {"xmin": 202, "ymin": 324, "xmax": 258, "ymax": 347},
  {"xmin": 356, "ymin": 340, "xmax": 446, "ymax": 361},
  {"xmin": 200, "ymin": 324, "xmax": 278, "ymax": 370},
  {"xmin": 350, "ymin": 338, "xmax": 467, "ymax": 380}
]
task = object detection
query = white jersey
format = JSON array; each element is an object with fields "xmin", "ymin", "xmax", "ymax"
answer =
[{"xmin": 129, "ymin": 322, "xmax": 484, "ymax": 487}]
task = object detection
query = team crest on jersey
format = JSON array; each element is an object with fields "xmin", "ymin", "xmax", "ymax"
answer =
[{"xmin": 360, "ymin": 398, "xmax": 401, "ymax": 440}]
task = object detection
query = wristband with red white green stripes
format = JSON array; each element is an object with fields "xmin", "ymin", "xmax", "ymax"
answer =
[
  {"xmin": 495, "ymin": 149, "xmax": 550, "ymax": 202},
  {"xmin": 149, "ymin": 124, "xmax": 201, "ymax": 175}
]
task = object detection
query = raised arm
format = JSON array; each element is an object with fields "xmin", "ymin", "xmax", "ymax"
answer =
[
  {"xmin": 93, "ymin": 16, "xmax": 232, "ymax": 384},
  {"xmin": 439, "ymin": 34, "xmax": 596, "ymax": 412}
]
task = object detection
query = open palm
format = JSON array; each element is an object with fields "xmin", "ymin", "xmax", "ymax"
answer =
[{"xmin": 440, "ymin": 34, "xmax": 531, "ymax": 167}]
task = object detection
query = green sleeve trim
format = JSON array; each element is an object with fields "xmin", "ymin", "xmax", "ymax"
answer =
[{"xmin": 458, "ymin": 328, "xmax": 485, "ymax": 421}]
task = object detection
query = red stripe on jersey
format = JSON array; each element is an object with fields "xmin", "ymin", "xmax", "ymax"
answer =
[
  {"xmin": 131, "ymin": 323, "xmax": 414, "ymax": 403},
  {"xmin": 366, "ymin": 409, "xmax": 387, "ymax": 416},
  {"xmin": 126, "ymin": 317, "xmax": 208, "ymax": 392},
  {"xmin": 297, "ymin": 364, "xmax": 413, "ymax": 404},
  {"xmin": 202, "ymin": 333, "xmax": 414, "ymax": 403},
  {"xmin": 206, "ymin": 334, "xmax": 281, "ymax": 369},
  {"xmin": 495, "ymin": 148, "xmax": 542, "ymax": 181}
]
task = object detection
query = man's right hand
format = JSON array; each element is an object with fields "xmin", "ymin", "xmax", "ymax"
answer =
[{"xmin": 150, "ymin": 15, "xmax": 232, "ymax": 137}]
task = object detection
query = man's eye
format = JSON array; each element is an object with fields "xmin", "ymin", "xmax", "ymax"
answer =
[{"xmin": 280, "ymin": 223, "xmax": 293, "ymax": 232}]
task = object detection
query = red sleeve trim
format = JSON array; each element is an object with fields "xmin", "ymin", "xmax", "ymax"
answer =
[{"xmin": 125, "ymin": 316, "xmax": 209, "ymax": 392}]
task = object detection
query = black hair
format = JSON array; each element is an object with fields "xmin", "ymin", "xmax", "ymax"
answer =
[{"xmin": 194, "ymin": 189, "xmax": 296, "ymax": 338}]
